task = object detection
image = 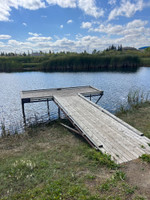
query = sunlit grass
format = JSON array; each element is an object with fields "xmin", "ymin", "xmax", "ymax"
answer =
[{"xmin": 0, "ymin": 120, "xmax": 142, "ymax": 200}]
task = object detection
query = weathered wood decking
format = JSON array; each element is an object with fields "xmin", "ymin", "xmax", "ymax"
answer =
[{"xmin": 21, "ymin": 86, "xmax": 150, "ymax": 164}]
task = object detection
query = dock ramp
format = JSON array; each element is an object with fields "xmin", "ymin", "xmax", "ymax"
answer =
[{"xmin": 21, "ymin": 86, "xmax": 150, "ymax": 164}]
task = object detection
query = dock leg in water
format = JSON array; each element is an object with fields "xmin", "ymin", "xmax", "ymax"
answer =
[
  {"xmin": 58, "ymin": 107, "xmax": 61, "ymax": 119},
  {"xmin": 21, "ymin": 100, "xmax": 26, "ymax": 124},
  {"xmin": 47, "ymin": 99, "xmax": 50, "ymax": 119}
]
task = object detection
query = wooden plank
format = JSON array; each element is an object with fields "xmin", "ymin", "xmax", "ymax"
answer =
[
  {"xmin": 75, "ymin": 98, "xmax": 150, "ymax": 153},
  {"xmin": 57, "ymin": 95, "xmax": 150, "ymax": 161},
  {"xmin": 58, "ymin": 99, "xmax": 134, "ymax": 162},
  {"xmin": 73, "ymin": 101, "xmax": 149, "ymax": 150},
  {"xmin": 78, "ymin": 94, "xmax": 144, "ymax": 136},
  {"xmin": 68, "ymin": 102, "xmax": 143, "ymax": 160},
  {"xmin": 53, "ymin": 96, "xmax": 104, "ymax": 149},
  {"xmin": 60, "ymin": 123, "xmax": 81, "ymax": 135},
  {"xmin": 21, "ymin": 86, "xmax": 103, "ymax": 99}
]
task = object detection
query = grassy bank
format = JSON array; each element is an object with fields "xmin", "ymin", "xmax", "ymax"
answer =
[
  {"xmin": 38, "ymin": 55, "xmax": 140, "ymax": 72},
  {"xmin": 141, "ymin": 57, "xmax": 150, "ymax": 67},
  {"xmin": 0, "ymin": 54, "xmax": 141, "ymax": 72},
  {"xmin": 116, "ymin": 101, "xmax": 150, "ymax": 139},
  {"xmin": 1, "ymin": 100, "xmax": 150, "ymax": 200}
]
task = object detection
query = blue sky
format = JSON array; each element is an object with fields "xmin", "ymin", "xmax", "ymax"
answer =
[{"xmin": 0, "ymin": 0, "xmax": 150, "ymax": 53}]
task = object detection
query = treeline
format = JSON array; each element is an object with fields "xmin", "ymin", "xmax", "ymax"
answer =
[
  {"xmin": 0, "ymin": 54, "xmax": 141, "ymax": 72},
  {"xmin": 38, "ymin": 54, "xmax": 141, "ymax": 72}
]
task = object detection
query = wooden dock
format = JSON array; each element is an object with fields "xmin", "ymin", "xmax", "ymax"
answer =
[{"xmin": 21, "ymin": 86, "xmax": 150, "ymax": 164}]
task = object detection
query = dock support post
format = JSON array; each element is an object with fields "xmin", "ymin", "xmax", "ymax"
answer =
[
  {"xmin": 21, "ymin": 100, "xmax": 26, "ymax": 124},
  {"xmin": 95, "ymin": 93, "xmax": 103, "ymax": 104},
  {"xmin": 47, "ymin": 99, "xmax": 50, "ymax": 119},
  {"xmin": 58, "ymin": 107, "xmax": 61, "ymax": 119}
]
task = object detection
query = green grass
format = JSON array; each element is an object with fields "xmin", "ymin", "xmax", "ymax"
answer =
[
  {"xmin": 0, "ymin": 120, "xmax": 143, "ymax": 200},
  {"xmin": 141, "ymin": 57, "xmax": 150, "ymax": 66},
  {"xmin": 116, "ymin": 101, "xmax": 150, "ymax": 139},
  {"xmin": 99, "ymin": 171, "xmax": 137, "ymax": 199},
  {"xmin": 99, "ymin": 171, "xmax": 126, "ymax": 192},
  {"xmin": 134, "ymin": 196, "xmax": 147, "ymax": 200},
  {"xmin": 140, "ymin": 154, "xmax": 150, "ymax": 163}
]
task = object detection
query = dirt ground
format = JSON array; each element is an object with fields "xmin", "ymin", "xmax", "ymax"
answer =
[{"xmin": 122, "ymin": 159, "xmax": 150, "ymax": 199}]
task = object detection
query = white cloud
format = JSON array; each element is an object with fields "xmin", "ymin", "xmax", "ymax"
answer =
[
  {"xmin": 27, "ymin": 36, "xmax": 52, "ymax": 42},
  {"xmin": 67, "ymin": 19, "xmax": 73, "ymax": 24},
  {"xmin": 88, "ymin": 19, "xmax": 148, "ymax": 37},
  {"xmin": 108, "ymin": 0, "xmax": 117, "ymax": 5},
  {"xmin": 78, "ymin": 0, "xmax": 104, "ymax": 18},
  {"xmin": 54, "ymin": 38, "xmax": 74, "ymax": 48},
  {"xmin": 60, "ymin": 24, "xmax": 63, "ymax": 28},
  {"xmin": 79, "ymin": 19, "xmax": 150, "ymax": 49},
  {"xmin": 0, "ymin": 34, "xmax": 11, "ymax": 40},
  {"xmin": 1, "ymin": 31, "xmax": 150, "ymax": 53},
  {"xmin": 0, "ymin": 3, "xmax": 11, "ymax": 21},
  {"xmin": 0, "ymin": 0, "xmax": 105, "ymax": 22},
  {"xmin": 0, "ymin": 41, "xmax": 5, "ymax": 47},
  {"xmin": 108, "ymin": 0, "xmax": 144, "ymax": 21},
  {"xmin": 8, "ymin": 40, "xmax": 24, "ymax": 46},
  {"xmin": 28, "ymin": 32, "xmax": 42, "ymax": 37},
  {"xmin": 92, "ymin": 23, "xmax": 123, "ymax": 35},
  {"xmin": 0, "ymin": 0, "xmax": 46, "ymax": 21},
  {"xmin": 81, "ymin": 22, "xmax": 92, "ymax": 29},
  {"xmin": 18, "ymin": 0, "xmax": 46, "ymax": 10},
  {"xmin": 126, "ymin": 19, "xmax": 147, "ymax": 28},
  {"xmin": 46, "ymin": 0, "xmax": 76, "ymax": 8},
  {"xmin": 1, "ymin": 0, "xmax": 149, "ymax": 23},
  {"xmin": 46, "ymin": 0, "xmax": 104, "ymax": 18},
  {"xmin": 22, "ymin": 22, "xmax": 27, "ymax": 26}
]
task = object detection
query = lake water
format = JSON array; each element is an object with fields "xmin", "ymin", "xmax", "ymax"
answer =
[{"xmin": 0, "ymin": 67, "xmax": 150, "ymax": 134}]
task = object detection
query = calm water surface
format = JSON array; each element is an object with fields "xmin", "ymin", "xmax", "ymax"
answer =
[{"xmin": 0, "ymin": 67, "xmax": 150, "ymax": 134}]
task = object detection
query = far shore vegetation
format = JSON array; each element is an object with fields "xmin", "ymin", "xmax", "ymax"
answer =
[
  {"xmin": 1, "ymin": 90, "xmax": 150, "ymax": 199},
  {"xmin": 0, "ymin": 45, "xmax": 150, "ymax": 72}
]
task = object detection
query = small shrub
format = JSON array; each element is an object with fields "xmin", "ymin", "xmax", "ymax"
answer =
[
  {"xmin": 127, "ymin": 90, "xmax": 149, "ymax": 108},
  {"xmin": 1, "ymin": 121, "xmax": 7, "ymax": 137},
  {"xmin": 122, "ymin": 183, "xmax": 137, "ymax": 195},
  {"xmin": 114, "ymin": 171, "xmax": 126, "ymax": 181},
  {"xmin": 140, "ymin": 154, "xmax": 150, "ymax": 163},
  {"xmin": 117, "ymin": 105, "xmax": 128, "ymax": 114},
  {"xmin": 85, "ymin": 174, "xmax": 96, "ymax": 180},
  {"xmin": 100, "ymin": 181, "xmax": 112, "ymax": 191},
  {"xmin": 86, "ymin": 149, "xmax": 119, "ymax": 169},
  {"xmin": 100, "ymin": 171, "xmax": 126, "ymax": 192},
  {"xmin": 116, "ymin": 89, "xmax": 150, "ymax": 115}
]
